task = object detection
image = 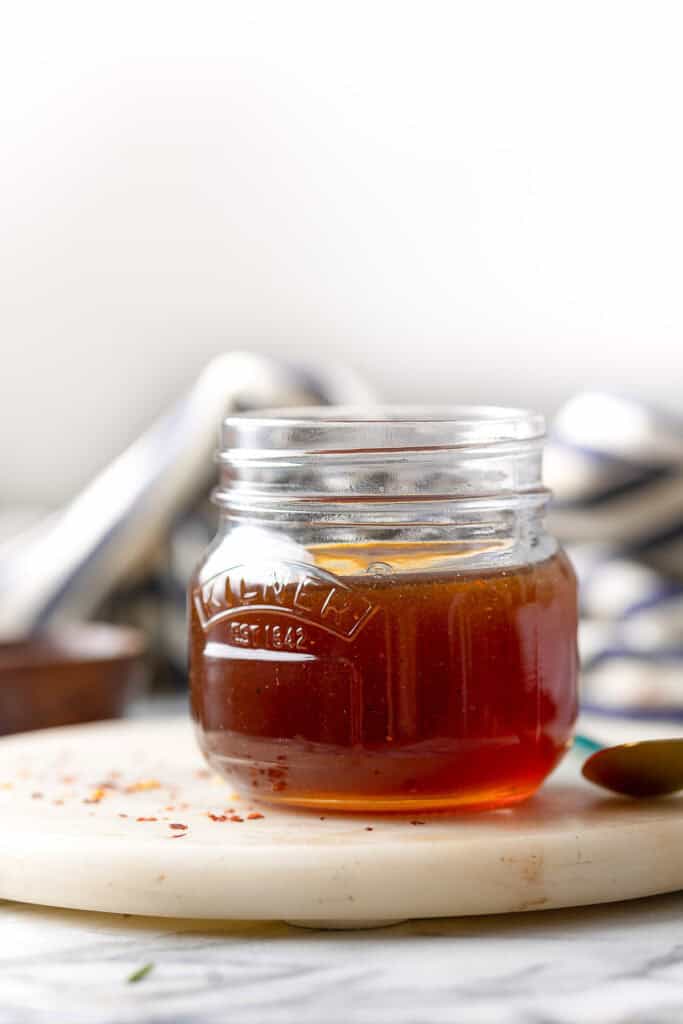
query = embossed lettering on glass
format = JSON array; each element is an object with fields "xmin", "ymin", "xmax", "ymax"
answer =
[{"xmin": 189, "ymin": 407, "xmax": 578, "ymax": 812}]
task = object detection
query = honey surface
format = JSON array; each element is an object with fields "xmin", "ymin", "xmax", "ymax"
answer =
[{"xmin": 190, "ymin": 549, "xmax": 578, "ymax": 811}]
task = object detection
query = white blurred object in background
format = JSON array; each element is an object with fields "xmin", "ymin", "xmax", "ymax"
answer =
[{"xmin": 2, "ymin": 2, "xmax": 683, "ymax": 504}]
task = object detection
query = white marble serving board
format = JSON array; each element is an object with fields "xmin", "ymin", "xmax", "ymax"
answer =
[{"xmin": 0, "ymin": 717, "xmax": 682, "ymax": 928}]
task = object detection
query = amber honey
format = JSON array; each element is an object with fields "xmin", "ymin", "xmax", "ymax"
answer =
[{"xmin": 190, "ymin": 547, "xmax": 578, "ymax": 812}]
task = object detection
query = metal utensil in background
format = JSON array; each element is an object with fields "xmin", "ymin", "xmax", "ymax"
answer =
[{"xmin": 0, "ymin": 352, "xmax": 376, "ymax": 640}]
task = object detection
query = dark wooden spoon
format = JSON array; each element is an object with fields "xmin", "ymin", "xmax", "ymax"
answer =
[{"xmin": 578, "ymin": 733, "xmax": 683, "ymax": 797}]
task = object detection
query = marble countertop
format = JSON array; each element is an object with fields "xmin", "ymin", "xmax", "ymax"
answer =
[{"xmin": 2, "ymin": 893, "xmax": 683, "ymax": 1024}]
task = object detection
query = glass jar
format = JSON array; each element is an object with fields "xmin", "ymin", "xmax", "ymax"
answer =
[{"xmin": 189, "ymin": 406, "xmax": 578, "ymax": 813}]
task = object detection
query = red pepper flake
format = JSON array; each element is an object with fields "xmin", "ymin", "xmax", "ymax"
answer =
[
  {"xmin": 169, "ymin": 823, "xmax": 187, "ymax": 831},
  {"xmin": 365, "ymin": 827, "xmax": 373, "ymax": 831},
  {"xmin": 230, "ymin": 815, "xmax": 244, "ymax": 823},
  {"xmin": 136, "ymin": 816, "xmax": 158, "ymax": 822},
  {"xmin": 170, "ymin": 831, "xmax": 187, "ymax": 839},
  {"xmin": 208, "ymin": 813, "xmax": 228, "ymax": 822},
  {"xmin": 319, "ymin": 817, "xmax": 326, "ymax": 821},
  {"xmin": 410, "ymin": 820, "xmax": 426, "ymax": 826},
  {"xmin": 247, "ymin": 813, "xmax": 264, "ymax": 820},
  {"xmin": 31, "ymin": 792, "xmax": 43, "ymax": 800}
]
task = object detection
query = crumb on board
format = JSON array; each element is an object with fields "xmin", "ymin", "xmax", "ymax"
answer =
[
  {"xmin": 83, "ymin": 788, "xmax": 106, "ymax": 804},
  {"xmin": 125, "ymin": 780, "xmax": 161, "ymax": 794}
]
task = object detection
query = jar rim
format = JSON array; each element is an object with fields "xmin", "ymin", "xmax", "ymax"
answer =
[{"xmin": 221, "ymin": 405, "xmax": 545, "ymax": 455}]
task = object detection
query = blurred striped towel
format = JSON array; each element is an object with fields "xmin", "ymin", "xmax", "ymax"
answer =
[{"xmin": 546, "ymin": 393, "xmax": 683, "ymax": 717}]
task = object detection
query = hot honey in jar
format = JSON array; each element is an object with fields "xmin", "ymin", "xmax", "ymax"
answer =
[{"xmin": 190, "ymin": 407, "xmax": 578, "ymax": 813}]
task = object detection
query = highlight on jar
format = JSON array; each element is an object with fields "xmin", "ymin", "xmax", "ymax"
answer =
[{"xmin": 189, "ymin": 406, "xmax": 579, "ymax": 813}]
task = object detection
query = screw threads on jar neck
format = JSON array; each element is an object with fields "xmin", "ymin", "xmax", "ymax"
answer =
[{"xmin": 214, "ymin": 406, "xmax": 550, "ymax": 522}]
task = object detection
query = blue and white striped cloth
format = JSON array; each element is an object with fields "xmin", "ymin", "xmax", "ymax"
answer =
[{"xmin": 546, "ymin": 392, "xmax": 683, "ymax": 718}]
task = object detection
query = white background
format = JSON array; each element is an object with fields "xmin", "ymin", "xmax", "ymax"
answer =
[{"xmin": 2, "ymin": 1, "xmax": 682, "ymax": 504}]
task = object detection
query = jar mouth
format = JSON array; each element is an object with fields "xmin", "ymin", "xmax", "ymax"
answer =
[
  {"xmin": 216, "ymin": 405, "xmax": 549, "ymax": 514},
  {"xmin": 221, "ymin": 405, "xmax": 545, "ymax": 456}
]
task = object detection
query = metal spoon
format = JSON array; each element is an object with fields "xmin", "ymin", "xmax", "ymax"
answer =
[
  {"xmin": 0, "ymin": 353, "xmax": 376, "ymax": 640},
  {"xmin": 575, "ymin": 733, "xmax": 683, "ymax": 797}
]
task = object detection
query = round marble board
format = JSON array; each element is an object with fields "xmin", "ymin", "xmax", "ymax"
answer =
[{"xmin": 0, "ymin": 717, "xmax": 681, "ymax": 928}]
